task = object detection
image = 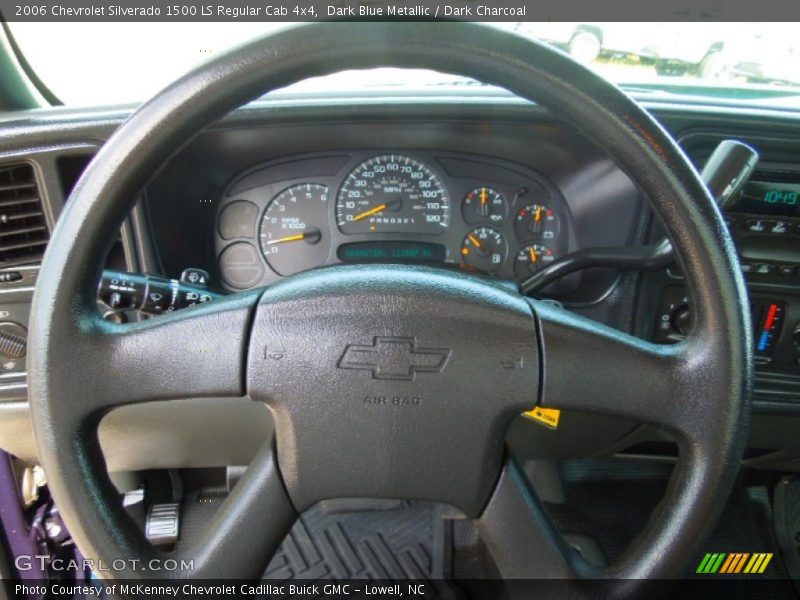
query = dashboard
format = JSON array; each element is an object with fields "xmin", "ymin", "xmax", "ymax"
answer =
[
  {"xmin": 214, "ymin": 151, "xmax": 571, "ymax": 291},
  {"xmin": 2, "ymin": 93, "xmax": 800, "ymax": 472}
]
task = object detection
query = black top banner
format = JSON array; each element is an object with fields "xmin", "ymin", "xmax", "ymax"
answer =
[{"xmin": 2, "ymin": 0, "xmax": 800, "ymax": 22}]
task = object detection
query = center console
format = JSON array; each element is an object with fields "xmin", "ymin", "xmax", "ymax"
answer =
[
  {"xmin": 646, "ymin": 134, "xmax": 800, "ymax": 404},
  {"xmin": 655, "ymin": 175, "xmax": 800, "ymax": 367}
]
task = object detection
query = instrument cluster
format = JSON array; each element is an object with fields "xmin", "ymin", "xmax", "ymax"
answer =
[{"xmin": 215, "ymin": 151, "xmax": 572, "ymax": 291}]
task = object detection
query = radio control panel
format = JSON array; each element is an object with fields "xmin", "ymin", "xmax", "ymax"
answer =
[
  {"xmin": 654, "ymin": 175, "xmax": 800, "ymax": 372},
  {"xmin": 722, "ymin": 212, "xmax": 800, "ymax": 284}
]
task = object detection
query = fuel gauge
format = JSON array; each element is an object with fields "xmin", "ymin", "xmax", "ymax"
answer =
[
  {"xmin": 514, "ymin": 244, "xmax": 556, "ymax": 280},
  {"xmin": 462, "ymin": 187, "xmax": 508, "ymax": 225},
  {"xmin": 461, "ymin": 226, "xmax": 507, "ymax": 274}
]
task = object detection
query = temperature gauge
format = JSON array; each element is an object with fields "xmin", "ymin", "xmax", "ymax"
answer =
[
  {"xmin": 514, "ymin": 203, "xmax": 558, "ymax": 241},
  {"xmin": 514, "ymin": 244, "xmax": 556, "ymax": 280},
  {"xmin": 462, "ymin": 187, "xmax": 508, "ymax": 225},
  {"xmin": 461, "ymin": 226, "xmax": 507, "ymax": 274}
]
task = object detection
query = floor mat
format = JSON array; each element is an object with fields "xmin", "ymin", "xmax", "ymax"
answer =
[
  {"xmin": 264, "ymin": 500, "xmax": 451, "ymax": 585},
  {"xmin": 179, "ymin": 492, "xmax": 457, "ymax": 598},
  {"xmin": 175, "ymin": 461, "xmax": 795, "ymax": 600}
]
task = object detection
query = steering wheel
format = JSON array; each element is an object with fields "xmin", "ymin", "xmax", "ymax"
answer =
[{"xmin": 28, "ymin": 22, "xmax": 751, "ymax": 596}]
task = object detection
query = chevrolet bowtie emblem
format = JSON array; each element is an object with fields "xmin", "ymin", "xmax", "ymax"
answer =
[{"xmin": 338, "ymin": 337, "xmax": 451, "ymax": 381}]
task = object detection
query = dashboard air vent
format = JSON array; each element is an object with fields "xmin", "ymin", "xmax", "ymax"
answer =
[{"xmin": 0, "ymin": 163, "xmax": 48, "ymax": 267}]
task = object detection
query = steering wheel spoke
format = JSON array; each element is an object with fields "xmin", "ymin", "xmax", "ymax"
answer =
[
  {"xmin": 477, "ymin": 458, "xmax": 579, "ymax": 581},
  {"xmin": 68, "ymin": 290, "xmax": 260, "ymax": 416},
  {"xmin": 533, "ymin": 299, "xmax": 699, "ymax": 438},
  {"xmin": 166, "ymin": 442, "xmax": 296, "ymax": 578},
  {"xmin": 478, "ymin": 454, "xmax": 712, "ymax": 596},
  {"xmin": 52, "ymin": 437, "xmax": 294, "ymax": 580}
]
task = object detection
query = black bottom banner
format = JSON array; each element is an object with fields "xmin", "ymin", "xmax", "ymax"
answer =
[{"xmin": 8, "ymin": 578, "xmax": 800, "ymax": 600}]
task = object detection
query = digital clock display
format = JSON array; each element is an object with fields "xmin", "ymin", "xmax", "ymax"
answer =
[
  {"xmin": 337, "ymin": 242, "xmax": 447, "ymax": 263},
  {"xmin": 735, "ymin": 181, "xmax": 800, "ymax": 216}
]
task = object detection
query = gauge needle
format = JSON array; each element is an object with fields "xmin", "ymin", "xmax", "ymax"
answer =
[
  {"xmin": 352, "ymin": 197, "xmax": 402, "ymax": 222},
  {"xmin": 267, "ymin": 233, "xmax": 305, "ymax": 245},
  {"xmin": 353, "ymin": 203, "xmax": 387, "ymax": 222},
  {"xmin": 534, "ymin": 207, "xmax": 542, "ymax": 222},
  {"xmin": 266, "ymin": 228, "xmax": 321, "ymax": 245},
  {"xmin": 529, "ymin": 247, "xmax": 537, "ymax": 263},
  {"xmin": 480, "ymin": 188, "xmax": 488, "ymax": 206},
  {"xmin": 468, "ymin": 234, "xmax": 482, "ymax": 248}
]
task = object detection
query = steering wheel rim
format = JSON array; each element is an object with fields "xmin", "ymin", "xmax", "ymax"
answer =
[{"xmin": 28, "ymin": 22, "xmax": 751, "ymax": 594}]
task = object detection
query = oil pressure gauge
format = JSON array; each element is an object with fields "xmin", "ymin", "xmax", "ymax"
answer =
[{"xmin": 461, "ymin": 226, "xmax": 507, "ymax": 274}]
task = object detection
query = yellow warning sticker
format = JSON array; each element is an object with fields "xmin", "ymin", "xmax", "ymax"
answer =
[{"xmin": 523, "ymin": 407, "xmax": 561, "ymax": 429}]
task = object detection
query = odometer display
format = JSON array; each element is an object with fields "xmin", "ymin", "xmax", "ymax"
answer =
[
  {"xmin": 337, "ymin": 242, "xmax": 447, "ymax": 263},
  {"xmin": 336, "ymin": 155, "xmax": 449, "ymax": 235}
]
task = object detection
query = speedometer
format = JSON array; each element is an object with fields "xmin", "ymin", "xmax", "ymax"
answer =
[{"xmin": 336, "ymin": 155, "xmax": 449, "ymax": 235}]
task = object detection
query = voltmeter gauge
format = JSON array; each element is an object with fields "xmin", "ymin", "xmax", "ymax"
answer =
[
  {"xmin": 462, "ymin": 186, "xmax": 508, "ymax": 225},
  {"xmin": 514, "ymin": 244, "xmax": 557, "ymax": 280},
  {"xmin": 461, "ymin": 226, "xmax": 507, "ymax": 274},
  {"xmin": 514, "ymin": 203, "xmax": 559, "ymax": 241}
]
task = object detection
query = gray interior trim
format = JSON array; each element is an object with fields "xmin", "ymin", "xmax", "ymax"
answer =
[{"xmin": 0, "ymin": 398, "xmax": 273, "ymax": 472}]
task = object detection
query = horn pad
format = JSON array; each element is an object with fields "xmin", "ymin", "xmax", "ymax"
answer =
[{"xmin": 247, "ymin": 265, "xmax": 540, "ymax": 515}]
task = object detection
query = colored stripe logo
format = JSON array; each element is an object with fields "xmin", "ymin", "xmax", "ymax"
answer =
[{"xmin": 696, "ymin": 552, "xmax": 773, "ymax": 574}]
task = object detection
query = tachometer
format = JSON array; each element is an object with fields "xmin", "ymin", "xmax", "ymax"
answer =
[
  {"xmin": 336, "ymin": 155, "xmax": 449, "ymax": 234},
  {"xmin": 259, "ymin": 183, "xmax": 330, "ymax": 276}
]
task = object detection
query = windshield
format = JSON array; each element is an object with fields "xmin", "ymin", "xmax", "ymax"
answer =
[{"xmin": 7, "ymin": 22, "xmax": 800, "ymax": 107}]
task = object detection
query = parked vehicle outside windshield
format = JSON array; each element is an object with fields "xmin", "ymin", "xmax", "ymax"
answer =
[
  {"xmin": 521, "ymin": 22, "xmax": 800, "ymax": 86},
  {"xmin": 7, "ymin": 22, "xmax": 800, "ymax": 107}
]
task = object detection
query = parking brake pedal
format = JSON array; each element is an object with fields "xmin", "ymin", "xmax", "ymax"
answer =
[{"xmin": 146, "ymin": 503, "xmax": 181, "ymax": 546}]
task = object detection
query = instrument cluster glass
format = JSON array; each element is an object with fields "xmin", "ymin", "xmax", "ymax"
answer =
[{"xmin": 216, "ymin": 151, "xmax": 569, "ymax": 290}]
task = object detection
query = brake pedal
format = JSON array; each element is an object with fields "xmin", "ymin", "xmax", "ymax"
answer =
[{"xmin": 146, "ymin": 503, "xmax": 181, "ymax": 546}]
